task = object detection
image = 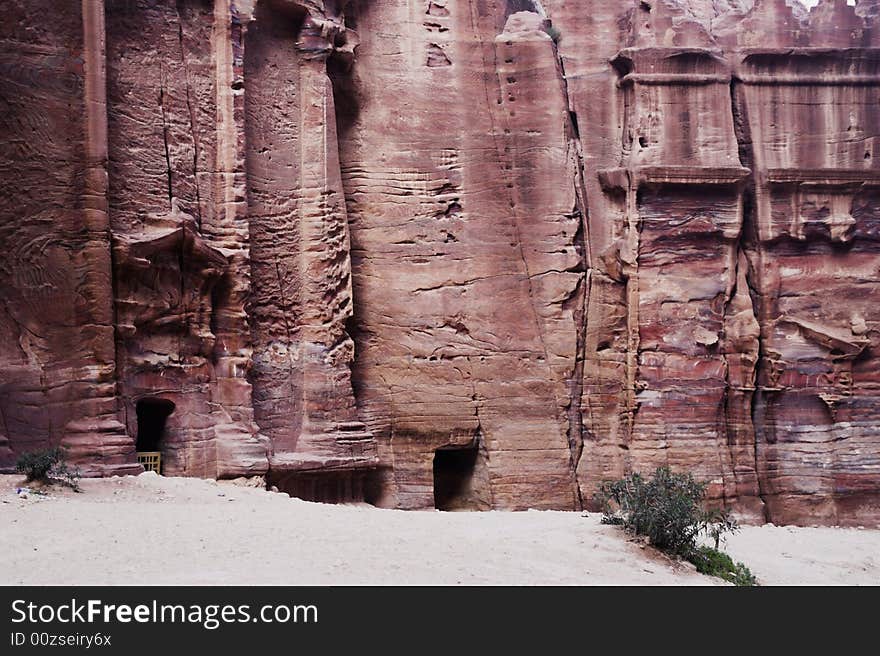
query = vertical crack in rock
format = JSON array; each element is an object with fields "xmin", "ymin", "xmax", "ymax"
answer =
[
  {"xmin": 158, "ymin": 72, "xmax": 174, "ymax": 208},
  {"xmin": 743, "ymin": 238, "xmax": 771, "ymax": 519},
  {"xmin": 728, "ymin": 75, "xmax": 770, "ymax": 522},
  {"xmin": 176, "ymin": 203, "xmax": 186, "ymax": 366},
  {"xmin": 556, "ymin": 45, "xmax": 590, "ymax": 507},
  {"xmin": 174, "ymin": 0, "xmax": 203, "ymax": 229}
]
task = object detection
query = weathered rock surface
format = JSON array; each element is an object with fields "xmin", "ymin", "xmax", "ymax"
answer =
[{"xmin": 1, "ymin": 0, "xmax": 879, "ymax": 525}]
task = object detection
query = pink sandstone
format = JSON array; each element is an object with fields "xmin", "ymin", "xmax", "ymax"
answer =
[{"xmin": 1, "ymin": 0, "xmax": 879, "ymax": 526}]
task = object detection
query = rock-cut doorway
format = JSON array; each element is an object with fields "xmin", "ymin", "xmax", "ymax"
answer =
[
  {"xmin": 432, "ymin": 443, "xmax": 491, "ymax": 511},
  {"xmin": 135, "ymin": 398, "xmax": 175, "ymax": 474}
]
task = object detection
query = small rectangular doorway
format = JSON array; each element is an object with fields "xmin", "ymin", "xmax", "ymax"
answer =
[
  {"xmin": 135, "ymin": 398, "xmax": 175, "ymax": 474},
  {"xmin": 433, "ymin": 444, "xmax": 490, "ymax": 511}
]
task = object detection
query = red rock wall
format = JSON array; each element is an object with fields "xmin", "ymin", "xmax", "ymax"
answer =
[
  {"xmin": 734, "ymin": 1, "xmax": 880, "ymax": 525},
  {"xmin": 340, "ymin": 4, "xmax": 580, "ymax": 510},
  {"xmin": 544, "ymin": 0, "xmax": 880, "ymax": 525},
  {"xmin": 0, "ymin": 0, "xmax": 134, "ymax": 475},
  {"xmin": 1, "ymin": 0, "xmax": 879, "ymax": 525}
]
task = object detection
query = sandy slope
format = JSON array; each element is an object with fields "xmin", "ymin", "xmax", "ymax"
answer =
[
  {"xmin": 0, "ymin": 473, "xmax": 876, "ymax": 585},
  {"xmin": 721, "ymin": 524, "xmax": 879, "ymax": 585}
]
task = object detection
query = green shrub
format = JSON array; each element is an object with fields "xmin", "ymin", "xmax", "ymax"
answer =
[
  {"xmin": 689, "ymin": 546, "xmax": 757, "ymax": 586},
  {"xmin": 596, "ymin": 466, "xmax": 710, "ymax": 555},
  {"xmin": 16, "ymin": 447, "xmax": 64, "ymax": 481},
  {"xmin": 595, "ymin": 466, "xmax": 756, "ymax": 585},
  {"xmin": 15, "ymin": 447, "xmax": 80, "ymax": 491}
]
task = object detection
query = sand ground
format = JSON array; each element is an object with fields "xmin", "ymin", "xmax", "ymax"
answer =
[{"xmin": 1, "ymin": 473, "xmax": 877, "ymax": 585}]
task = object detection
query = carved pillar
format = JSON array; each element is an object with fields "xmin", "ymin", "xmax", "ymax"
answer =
[
  {"xmin": 61, "ymin": 0, "xmax": 138, "ymax": 475},
  {"xmin": 291, "ymin": 10, "xmax": 373, "ymax": 463},
  {"xmin": 208, "ymin": 0, "xmax": 269, "ymax": 478},
  {"xmin": 250, "ymin": 2, "xmax": 377, "ymax": 490}
]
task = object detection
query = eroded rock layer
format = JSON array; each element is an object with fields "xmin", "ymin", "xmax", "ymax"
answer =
[{"xmin": 1, "ymin": 0, "xmax": 879, "ymax": 524}]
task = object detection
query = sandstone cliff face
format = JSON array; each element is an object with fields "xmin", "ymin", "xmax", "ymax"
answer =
[
  {"xmin": 546, "ymin": 0, "xmax": 880, "ymax": 525},
  {"xmin": 1, "ymin": 0, "xmax": 879, "ymax": 525}
]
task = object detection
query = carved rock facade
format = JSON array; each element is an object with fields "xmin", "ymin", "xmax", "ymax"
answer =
[{"xmin": 1, "ymin": 0, "xmax": 879, "ymax": 525}]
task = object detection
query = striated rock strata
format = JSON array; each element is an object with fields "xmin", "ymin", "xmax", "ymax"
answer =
[{"xmin": 1, "ymin": 0, "xmax": 879, "ymax": 525}]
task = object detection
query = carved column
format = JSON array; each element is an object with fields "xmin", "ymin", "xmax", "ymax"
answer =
[
  {"xmin": 61, "ymin": 0, "xmax": 138, "ymax": 475},
  {"xmin": 208, "ymin": 0, "xmax": 269, "ymax": 478},
  {"xmin": 258, "ymin": 3, "xmax": 377, "ymax": 491}
]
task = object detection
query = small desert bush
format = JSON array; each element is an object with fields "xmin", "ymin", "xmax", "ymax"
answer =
[
  {"xmin": 689, "ymin": 545, "xmax": 757, "ymax": 586},
  {"xmin": 595, "ymin": 466, "xmax": 756, "ymax": 586},
  {"xmin": 16, "ymin": 447, "xmax": 81, "ymax": 491}
]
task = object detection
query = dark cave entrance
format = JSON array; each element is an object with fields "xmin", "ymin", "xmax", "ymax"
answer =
[
  {"xmin": 135, "ymin": 398, "xmax": 175, "ymax": 453},
  {"xmin": 433, "ymin": 444, "xmax": 490, "ymax": 511}
]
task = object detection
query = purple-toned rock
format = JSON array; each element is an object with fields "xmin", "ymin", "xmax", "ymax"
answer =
[{"xmin": 1, "ymin": 0, "xmax": 878, "ymax": 525}]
